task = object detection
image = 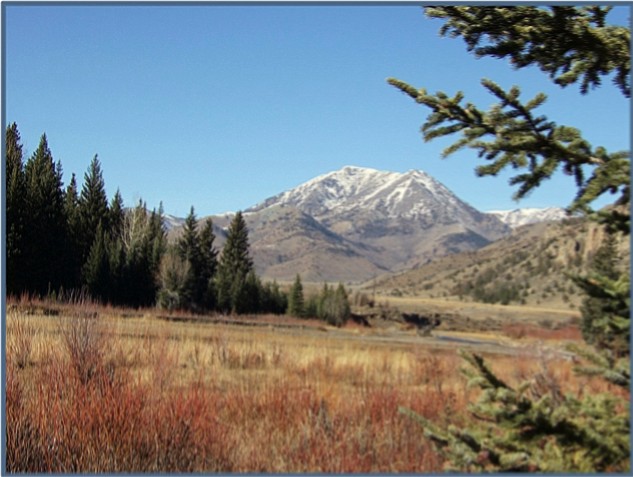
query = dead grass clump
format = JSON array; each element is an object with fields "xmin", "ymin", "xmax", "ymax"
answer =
[
  {"xmin": 6, "ymin": 310, "xmax": 37, "ymax": 369},
  {"xmin": 5, "ymin": 364, "xmax": 44, "ymax": 471},
  {"xmin": 502, "ymin": 322, "xmax": 582, "ymax": 342},
  {"xmin": 59, "ymin": 313, "xmax": 108, "ymax": 384},
  {"xmin": 208, "ymin": 335, "xmax": 285, "ymax": 370}
]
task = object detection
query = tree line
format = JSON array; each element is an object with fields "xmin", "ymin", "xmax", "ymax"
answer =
[
  {"xmin": 6, "ymin": 123, "xmax": 350, "ymax": 321},
  {"xmin": 287, "ymin": 275, "xmax": 351, "ymax": 326}
]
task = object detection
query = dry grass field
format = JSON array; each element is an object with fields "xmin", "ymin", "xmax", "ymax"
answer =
[{"xmin": 5, "ymin": 295, "xmax": 614, "ymax": 473}]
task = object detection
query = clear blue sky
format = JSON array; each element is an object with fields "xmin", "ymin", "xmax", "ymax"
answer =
[{"xmin": 4, "ymin": 4, "xmax": 630, "ymax": 217}]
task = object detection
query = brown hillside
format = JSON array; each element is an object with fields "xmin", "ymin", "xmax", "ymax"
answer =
[{"xmin": 369, "ymin": 217, "xmax": 630, "ymax": 310}]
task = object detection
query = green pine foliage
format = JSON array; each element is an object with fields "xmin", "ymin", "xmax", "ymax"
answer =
[
  {"xmin": 578, "ymin": 231, "xmax": 628, "ymax": 353},
  {"xmin": 63, "ymin": 174, "xmax": 82, "ymax": 289},
  {"xmin": 198, "ymin": 218, "xmax": 219, "ymax": 310},
  {"xmin": 82, "ymin": 223, "xmax": 112, "ymax": 302},
  {"xmin": 166, "ymin": 207, "xmax": 219, "ymax": 312},
  {"xmin": 4, "ymin": 125, "xmax": 306, "ymax": 317},
  {"xmin": 215, "ymin": 211, "xmax": 254, "ymax": 314},
  {"xmin": 23, "ymin": 134, "xmax": 68, "ymax": 294},
  {"xmin": 6, "ymin": 123, "xmax": 27, "ymax": 295},
  {"xmin": 390, "ymin": 6, "xmax": 630, "ymax": 473},
  {"xmin": 388, "ymin": 6, "xmax": 629, "ymax": 234},
  {"xmin": 401, "ymin": 349, "xmax": 630, "ymax": 472},
  {"xmin": 177, "ymin": 207, "xmax": 205, "ymax": 309},
  {"xmin": 78, "ymin": 155, "xmax": 110, "ymax": 266},
  {"xmin": 155, "ymin": 208, "xmax": 285, "ymax": 316},
  {"xmin": 424, "ymin": 6, "xmax": 630, "ymax": 97},
  {"xmin": 109, "ymin": 189, "xmax": 125, "ymax": 239},
  {"xmin": 287, "ymin": 274, "xmax": 305, "ymax": 317},
  {"xmin": 260, "ymin": 280, "xmax": 288, "ymax": 315}
]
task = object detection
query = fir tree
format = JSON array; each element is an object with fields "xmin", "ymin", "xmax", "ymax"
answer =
[
  {"xmin": 402, "ymin": 349, "xmax": 630, "ymax": 472},
  {"xmin": 109, "ymin": 189, "xmax": 125, "ymax": 239},
  {"xmin": 6, "ymin": 123, "xmax": 27, "ymax": 295},
  {"xmin": 578, "ymin": 231, "xmax": 624, "ymax": 351},
  {"xmin": 238, "ymin": 271, "xmax": 261, "ymax": 314},
  {"xmin": 198, "ymin": 218, "xmax": 219, "ymax": 310},
  {"xmin": 389, "ymin": 6, "xmax": 630, "ymax": 472},
  {"xmin": 216, "ymin": 211, "xmax": 253, "ymax": 314},
  {"xmin": 148, "ymin": 203, "xmax": 167, "ymax": 273},
  {"xmin": 177, "ymin": 207, "xmax": 204, "ymax": 310},
  {"xmin": 23, "ymin": 134, "xmax": 68, "ymax": 294},
  {"xmin": 260, "ymin": 280, "xmax": 287, "ymax": 314},
  {"xmin": 63, "ymin": 173, "xmax": 82, "ymax": 290},
  {"xmin": 78, "ymin": 155, "xmax": 110, "ymax": 266},
  {"xmin": 82, "ymin": 223, "xmax": 111, "ymax": 302},
  {"xmin": 334, "ymin": 283, "xmax": 351, "ymax": 324},
  {"xmin": 287, "ymin": 274, "xmax": 305, "ymax": 317}
]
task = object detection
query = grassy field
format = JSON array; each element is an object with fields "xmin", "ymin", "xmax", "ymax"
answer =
[{"xmin": 5, "ymin": 295, "xmax": 611, "ymax": 472}]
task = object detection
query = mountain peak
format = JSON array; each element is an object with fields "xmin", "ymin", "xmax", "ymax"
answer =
[
  {"xmin": 249, "ymin": 165, "xmax": 455, "ymax": 219},
  {"xmin": 488, "ymin": 207, "xmax": 567, "ymax": 228}
]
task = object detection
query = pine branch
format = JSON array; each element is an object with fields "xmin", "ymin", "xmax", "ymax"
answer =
[
  {"xmin": 424, "ymin": 6, "xmax": 630, "ymax": 97},
  {"xmin": 387, "ymin": 76, "xmax": 630, "ymax": 226}
]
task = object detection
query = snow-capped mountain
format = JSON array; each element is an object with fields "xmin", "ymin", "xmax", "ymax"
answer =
[
  {"xmin": 243, "ymin": 166, "xmax": 510, "ymax": 278},
  {"xmin": 169, "ymin": 166, "xmax": 571, "ymax": 282},
  {"xmin": 250, "ymin": 166, "xmax": 466, "ymax": 220},
  {"xmin": 249, "ymin": 166, "xmax": 503, "ymax": 229},
  {"xmin": 163, "ymin": 214, "xmax": 186, "ymax": 231},
  {"xmin": 487, "ymin": 207, "xmax": 568, "ymax": 228}
]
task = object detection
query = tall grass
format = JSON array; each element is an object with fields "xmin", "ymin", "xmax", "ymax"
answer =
[{"xmin": 5, "ymin": 301, "xmax": 594, "ymax": 472}]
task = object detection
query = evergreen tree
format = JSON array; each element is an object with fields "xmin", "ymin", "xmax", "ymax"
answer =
[
  {"xmin": 78, "ymin": 155, "xmax": 110, "ymax": 266},
  {"xmin": 159, "ymin": 208, "xmax": 215, "ymax": 312},
  {"xmin": 198, "ymin": 218, "xmax": 219, "ymax": 310},
  {"xmin": 237, "ymin": 271, "xmax": 261, "ymax": 314},
  {"xmin": 82, "ymin": 223, "xmax": 111, "ymax": 302},
  {"xmin": 578, "ymin": 231, "xmax": 624, "ymax": 351},
  {"xmin": 177, "ymin": 207, "xmax": 203, "ymax": 310},
  {"xmin": 260, "ymin": 280, "xmax": 288, "ymax": 314},
  {"xmin": 63, "ymin": 173, "xmax": 82, "ymax": 290},
  {"xmin": 23, "ymin": 134, "xmax": 68, "ymax": 294},
  {"xmin": 216, "ymin": 211, "xmax": 253, "ymax": 314},
  {"xmin": 148, "ymin": 203, "xmax": 167, "ymax": 271},
  {"xmin": 389, "ymin": 6, "xmax": 630, "ymax": 472},
  {"xmin": 6, "ymin": 123, "xmax": 27, "ymax": 295},
  {"xmin": 404, "ymin": 349, "xmax": 630, "ymax": 472},
  {"xmin": 287, "ymin": 274, "xmax": 305, "ymax": 317},
  {"xmin": 109, "ymin": 189, "xmax": 125, "ymax": 239}
]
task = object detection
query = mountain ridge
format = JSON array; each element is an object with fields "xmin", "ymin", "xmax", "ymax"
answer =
[{"xmin": 167, "ymin": 166, "xmax": 567, "ymax": 282}]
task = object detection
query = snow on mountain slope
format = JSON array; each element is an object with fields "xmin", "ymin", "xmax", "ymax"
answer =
[
  {"xmin": 163, "ymin": 214, "xmax": 186, "ymax": 231},
  {"xmin": 487, "ymin": 207, "xmax": 568, "ymax": 228},
  {"xmin": 250, "ymin": 166, "xmax": 479, "ymax": 222},
  {"xmin": 245, "ymin": 166, "xmax": 510, "ymax": 275}
]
